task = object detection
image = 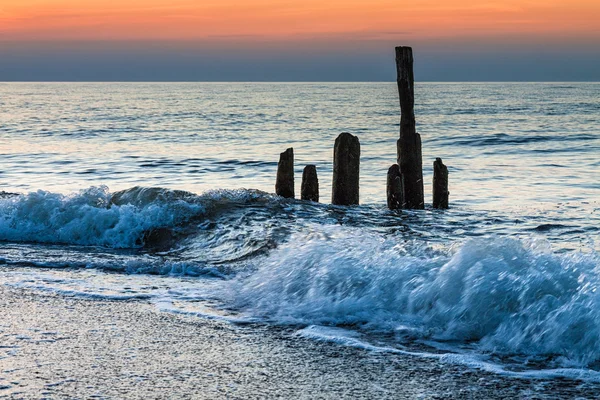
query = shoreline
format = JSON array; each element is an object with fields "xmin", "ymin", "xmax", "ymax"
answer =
[{"xmin": 2, "ymin": 286, "xmax": 599, "ymax": 399}]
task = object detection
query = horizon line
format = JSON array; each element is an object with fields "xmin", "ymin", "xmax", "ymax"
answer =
[{"xmin": 2, "ymin": 81, "xmax": 599, "ymax": 84}]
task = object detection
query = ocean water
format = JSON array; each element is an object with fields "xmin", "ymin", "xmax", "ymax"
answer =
[{"xmin": 0, "ymin": 82, "xmax": 599, "ymax": 380}]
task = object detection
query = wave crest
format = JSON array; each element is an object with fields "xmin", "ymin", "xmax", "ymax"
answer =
[
  {"xmin": 0, "ymin": 186, "xmax": 276, "ymax": 249},
  {"xmin": 232, "ymin": 228, "xmax": 600, "ymax": 366}
]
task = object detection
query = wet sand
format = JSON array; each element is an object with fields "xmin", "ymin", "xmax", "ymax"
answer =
[{"xmin": 1, "ymin": 286, "xmax": 599, "ymax": 399}]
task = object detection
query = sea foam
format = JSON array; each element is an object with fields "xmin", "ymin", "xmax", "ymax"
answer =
[
  {"xmin": 231, "ymin": 227, "xmax": 600, "ymax": 368},
  {"xmin": 1, "ymin": 186, "xmax": 599, "ymax": 373},
  {"xmin": 0, "ymin": 186, "xmax": 273, "ymax": 249}
]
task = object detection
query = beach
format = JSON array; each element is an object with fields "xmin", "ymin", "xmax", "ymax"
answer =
[
  {"xmin": 0, "ymin": 82, "xmax": 599, "ymax": 397},
  {"xmin": 2, "ymin": 0, "xmax": 599, "ymax": 395},
  {"xmin": 3, "ymin": 284, "xmax": 600, "ymax": 399}
]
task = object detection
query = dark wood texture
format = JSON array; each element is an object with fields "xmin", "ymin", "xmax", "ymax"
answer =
[
  {"xmin": 301, "ymin": 165, "xmax": 319, "ymax": 202},
  {"xmin": 395, "ymin": 46, "xmax": 424, "ymax": 209},
  {"xmin": 275, "ymin": 148, "xmax": 294, "ymax": 198},
  {"xmin": 433, "ymin": 157, "xmax": 449, "ymax": 209},
  {"xmin": 332, "ymin": 132, "xmax": 360, "ymax": 206},
  {"xmin": 387, "ymin": 164, "xmax": 403, "ymax": 210}
]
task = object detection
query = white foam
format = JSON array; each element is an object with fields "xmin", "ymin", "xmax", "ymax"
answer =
[
  {"xmin": 3, "ymin": 205, "xmax": 600, "ymax": 379},
  {"xmin": 0, "ymin": 186, "xmax": 204, "ymax": 248},
  {"xmin": 297, "ymin": 325, "xmax": 600, "ymax": 382},
  {"xmin": 153, "ymin": 298, "xmax": 254, "ymax": 324},
  {"xmin": 230, "ymin": 226, "xmax": 600, "ymax": 370},
  {"xmin": 0, "ymin": 186, "xmax": 274, "ymax": 249},
  {"xmin": 5, "ymin": 281, "xmax": 154, "ymax": 301}
]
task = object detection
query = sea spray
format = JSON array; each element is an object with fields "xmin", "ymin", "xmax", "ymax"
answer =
[
  {"xmin": 230, "ymin": 227, "xmax": 600, "ymax": 367},
  {"xmin": 0, "ymin": 186, "xmax": 278, "ymax": 249},
  {"xmin": 1, "ymin": 185, "xmax": 599, "ymax": 372},
  {"xmin": 0, "ymin": 186, "xmax": 200, "ymax": 248}
]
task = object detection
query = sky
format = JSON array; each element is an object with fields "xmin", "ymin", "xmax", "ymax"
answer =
[{"xmin": 1, "ymin": 0, "xmax": 599, "ymax": 81}]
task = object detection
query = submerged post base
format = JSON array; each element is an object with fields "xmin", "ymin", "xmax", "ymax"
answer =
[
  {"xmin": 301, "ymin": 165, "xmax": 319, "ymax": 202},
  {"xmin": 276, "ymin": 148, "xmax": 294, "ymax": 198},
  {"xmin": 433, "ymin": 157, "xmax": 449, "ymax": 209},
  {"xmin": 332, "ymin": 133, "xmax": 360, "ymax": 206}
]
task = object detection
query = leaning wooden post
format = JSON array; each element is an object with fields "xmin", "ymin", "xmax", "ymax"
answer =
[
  {"xmin": 433, "ymin": 157, "xmax": 449, "ymax": 209},
  {"xmin": 275, "ymin": 148, "xmax": 294, "ymax": 198},
  {"xmin": 301, "ymin": 165, "xmax": 319, "ymax": 202},
  {"xmin": 395, "ymin": 46, "xmax": 424, "ymax": 209},
  {"xmin": 332, "ymin": 132, "xmax": 360, "ymax": 206},
  {"xmin": 387, "ymin": 164, "xmax": 403, "ymax": 209}
]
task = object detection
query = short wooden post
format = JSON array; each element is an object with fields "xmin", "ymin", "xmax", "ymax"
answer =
[
  {"xmin": 387, "ymin": 164, "xmax": 403, "ymax": 210},
  {"xmin": 395, "ymin": 46, "xmax": 424, "ymax": 209},
  {"xmin": 433, "ymin": 157, "xmax": 449, "ymax": 209},
  {"xmin": 332, "ymin": 132, "xmax": 360, "ymax": 206},
  {"xmin": 301, "ymin": 165, "xmax": 319, "ymax": 202},
  {"xmin": 275, "ymin": 148, "xmax": 294, "ymax": 198}
]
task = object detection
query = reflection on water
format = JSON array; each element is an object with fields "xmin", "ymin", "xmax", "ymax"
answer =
[{"xmin": 1, "ymin": 83, "xmax": 598, "ymax": 209}]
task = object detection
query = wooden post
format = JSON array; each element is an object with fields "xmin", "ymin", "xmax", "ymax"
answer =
[
  {"xmin": 395, "ymin": 46, "xmax": 424, "ymax": 209},
  {"xmin": 433, "ymin": 157, "xmax": 449, "ymax": 209},
  {"xmin": 332, "ymin": 132, "xmax": 360, "ymax": 206},
  {"xmin": 301, "ymin": 165, "xmax": 319, "ymax": 202},
  {"xmin": 275, "ymin": 148, "xmax": 294, "ymax": 198},
  {"xmin": 387, "ymin": 164, "xmax": 403, "ymax": 210}
]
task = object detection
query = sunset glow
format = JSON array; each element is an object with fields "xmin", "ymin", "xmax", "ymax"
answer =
[
  {"xmin": 1, "ymin": 0, "xmax": 599, "ymax": 43},
  {"xmin": 1, "ymin": 1, "xmax": 598, "ymax": 81}
]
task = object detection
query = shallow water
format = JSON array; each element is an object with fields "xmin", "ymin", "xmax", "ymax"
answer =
[{"xmin": 0, "ymin": 83, "xmax": 599, "ymax": 380}]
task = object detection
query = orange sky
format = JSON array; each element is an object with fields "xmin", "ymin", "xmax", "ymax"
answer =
[{"xmin": 1, "ymin": 0, "xmax": 599, "ymax": 43}]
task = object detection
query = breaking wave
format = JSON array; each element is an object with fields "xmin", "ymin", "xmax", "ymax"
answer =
[
  {"xmin": 0, "ymin": 186, "xmax": 275, "ymax": 249},
  {"xmin": 1, "ymin": 186, "xmax": 599, "ymax": 377},
  {"xmin": 230, "ymin": 228, "xmax": 600, "ymax": 368}
]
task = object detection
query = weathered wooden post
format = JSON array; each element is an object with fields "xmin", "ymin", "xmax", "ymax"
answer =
[
  {"xmin": 301, "ymin": 165, "xmax": 319, "ymax": 202},
  {"xmin": 387, "ymin": 164, "xmax": 403, "ymax": 209},
  {"xmin": 395, "ymin": 46, "xmax": 424, "ymax": 209},
  {"xmin": 332, "ymin": 132, "xmax": 360, "ymax": 206},
  {"xmin": 275, "ymin": 148, "xmax": 294, "ymax": 198},
  {"xmin": 433, "ymin": 157, "xmax": 449, "ymax": 209}
]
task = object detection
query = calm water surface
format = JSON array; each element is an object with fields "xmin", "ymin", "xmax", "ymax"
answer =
[{"xmin": 1, "ymin": 82, "xmax": 598, "ymax": 207}]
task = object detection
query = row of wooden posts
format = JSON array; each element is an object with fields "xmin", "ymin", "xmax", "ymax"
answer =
[{"xmin": 275, "ymin": 46, "xmax": 449, "ymax": 210}]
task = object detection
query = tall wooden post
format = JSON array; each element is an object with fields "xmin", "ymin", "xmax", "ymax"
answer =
[
  {"xmin": 301, "ymin": 165, "xmax": 319, "ymax": 202},
  {"xmin": 275, "ymin": 148, "xmax": 294, "ymax": 198},
  {"xmin": 433, "ymin": 158, "xmax": 449, "ymax": 209},
  {"xmin": 332, "ymin": 132, "xmax": 360, "ymax": 206},
  {"xmin": 395, "ymin": 46, "xmax": 424, "ymax": 209}
]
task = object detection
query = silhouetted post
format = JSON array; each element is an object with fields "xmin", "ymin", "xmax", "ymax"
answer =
[
  {"xmin": 332, "ymin": 132, "xmax": 360, "ymax": 206},
  {"xmin": 301, "ymin": 165, "xmax": 319, "ymax": 202},
  {"xmin": 395, "ymin": 46, "xmax": 424, "ymax": 209},
  {"xmin": 387, "ymin": 164, "xmax": 403, "ymax": 210},
  {"xmin": 275, "ymin": 148, "xmax": 294, "ymax": 198},
  {"xmin": 433, "ymin": 157, "xmax": 449, "ymax": 209}
]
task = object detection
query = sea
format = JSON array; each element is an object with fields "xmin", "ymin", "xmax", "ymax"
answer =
[{"xmin": 0, "ymin": 82, "xmax": 599, "ymax": 380}]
